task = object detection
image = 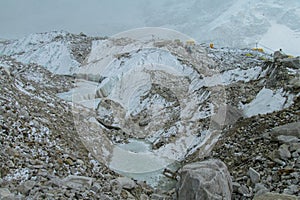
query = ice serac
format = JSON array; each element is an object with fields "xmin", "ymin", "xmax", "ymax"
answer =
[{"xmin": 72, "ymin": 30, "xmax": 230, "ymax": 187}]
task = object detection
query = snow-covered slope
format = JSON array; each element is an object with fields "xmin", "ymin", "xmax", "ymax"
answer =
[
  {"xmin": 0, "ymin": 31, "xmax": 88, "ymax": 75},
  {"xmin": 141, "ymin": 0, "xmax": 300, "ymax": 55}
]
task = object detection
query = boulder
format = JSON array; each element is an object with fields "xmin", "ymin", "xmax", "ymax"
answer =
[
  {"xmin": 269, "ymin": 144, "xmax": 291, "ymax": 161},
  {"xmin": 269, "ymin": 122, "xmax": 300, "ymax": 139},
  {"xmin": 277, "ymin": 135, "xmax": 299, "ymax": 144},
  {"xmin": 177, "ymin": 159, "xmax": 232, "ymax": 200}
]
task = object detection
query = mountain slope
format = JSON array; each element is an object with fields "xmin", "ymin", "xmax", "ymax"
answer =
[
  {"xmin": 1, "ymin": 31, "xmax": 300, "ymax": 199},
  {"xmin": 0, "ymin": 31, "xmax": 100, "ymax": 75},
  {"xmin": 141, "ymin": 0, "xmax": 300, "ymax": 55}
]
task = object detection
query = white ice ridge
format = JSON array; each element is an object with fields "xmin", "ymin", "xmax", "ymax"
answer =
[{"xmin": 241, "ymin": 87, "xmax": 294, "ymax": 117}]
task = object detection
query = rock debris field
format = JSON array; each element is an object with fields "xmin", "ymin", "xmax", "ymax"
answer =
[{"xmin": 0, "ymin": 30, "xmax": 300, "ymax": 199}]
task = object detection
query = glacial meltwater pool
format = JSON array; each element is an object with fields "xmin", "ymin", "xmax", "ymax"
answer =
[{"xmin": 109, "ymin": 139, "xmax": 180, "ymax": 189}]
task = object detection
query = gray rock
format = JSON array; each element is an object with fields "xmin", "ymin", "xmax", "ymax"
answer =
[
  {"xmin": 0, "ymin": 188, "xmax": 14, "ymax": 199},
  {"xmin": 278, "ymin": 144, "xmax": 291, "ymax": 160},
  {"xmin": 273, "ymin": 158, "xmax": 286, "ymax": 166},
  {"xmin": 76, "ymin": 159, "xmax": 84, "ymax": 165},
  {"xmin": 117, "ymin": 177, "xmax": 136, "ymax": 190},
  {"xmin": 283, "ymin": 185, "xmax": 299, "ymax": 195},
  {"xmin": 18, "ymin": 180, "xmax": 36, "ymax": 195},
  {"xmin": 140, "ymin": 194, "xmax": 149, "ymax": 200},
  {"xmin": 62, "ymin": 175, "xmax": 94, "ymax": 190},
  {"xmin": 47, "ymin": 176, "xmax": 63, "ymax": 187},
  {"xmin": 253, "ymin": 192, "xmax": 298, "ymax": 200},
  {"xmin": 277, "ymin": 135, "xmax": 299, "ymax": 144},
  {"xmin": 110, "ymin": 177, "xmax": 136, "ymax": 196},
  {"xmin": 232, "ymin": 182, "xmax": 241, "ymax": 193},
  {"xmin": 273, "ymin": 50, "xmax": 289, "ymax": 62},
  {"xmin": 288, "ymin": 76, "xmax": 300, "ymax": 89},
  {"xmin": 254, "ymin": 183, "xmax": 269, "ymax": 196},
  {"xmin": 281, "ymin": 57, "xmax": 300, "ymax": 69},
  {"xmin": 269, "ymin": 122, "xmax": 300, "ymax": 139},
  {"xmin": 292, "ymin": 151, "xmax": 299, "ymax": 158},
  {"xmin": 248, "ymin": 167, "xmax": 260, "ymax": 184},
  {"xmin": 290, "ymin": 143, "xmax": 300, "ymax": 152},
  {"xmin": 295, "ymin": 157, "xmax": 300, "ymax": 168},
  {"xmin": 238, "ymin": 185, "xmax": 251, "ymax": 197},
  {"xmin": 150, "ymin": 194, "xmax": 168, "ymax": 200},
  {"xmin": 177, "ymin": 159, "xmax": 232, "ymax": 200},
  {"xmin": 120, "ymin": 189, "xmax": 136, "ymax": 200},
  {"xmin": 91, "ymin": 182, "xmax": 101, "ymax": 193},
  {"xmin": 99, "ymin": 194, "xmax": 113, "ymax": 200}
]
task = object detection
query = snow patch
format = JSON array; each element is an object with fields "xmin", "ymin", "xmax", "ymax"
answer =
[
  {"xmin": 0, "ymin": 31, "xmax": 80, "ymax": 75},
  {"xmin": 241, "ymin": 87, "xmax": 294, "ymax": 117}
]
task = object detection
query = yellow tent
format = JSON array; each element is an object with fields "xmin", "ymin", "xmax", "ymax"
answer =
[
  {"xmin": 186, "ymin": 39, "xmax": 195, "ymax": 46},
  {"xmin": 252, "ymin": 48, "xmax": 264, "ymax": 53}
]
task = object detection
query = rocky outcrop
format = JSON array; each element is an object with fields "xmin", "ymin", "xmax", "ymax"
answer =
[{"xmin": 176, "ymin": 159, "xmax": 232, "ymax": 200}]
